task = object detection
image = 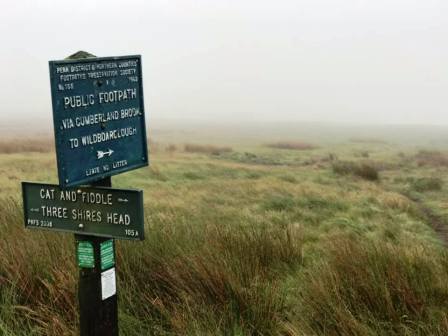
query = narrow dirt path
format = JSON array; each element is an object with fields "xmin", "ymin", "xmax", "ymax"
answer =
[
  {"xmin": 402, "ymin": 191, "xmax": 448, "ymax": 247},
  {"xmin": 416, "ymin": 204, "xmax": 448, "ymax": 247}
]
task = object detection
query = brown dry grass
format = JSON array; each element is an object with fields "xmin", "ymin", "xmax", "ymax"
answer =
[
  {"xmin": 0, "ymin": 198, "xmax": 77, "ymax": 335},
  {"xmin": 0, "ymin": 138, "xmax": 54, "ymax": 154},
  {"xmin": 184, "ymin": 143, "xmax": 232, "ymax": 155},
  {"xmin": 332, "ymin": 160, "xmax": 380, "ymax": 181},
  {"xmin": 415, "ymin": 150, "xmax": 448, "ymax": 167},
  {"xmin": 165, "ymin": 144, "xmax": 177, "ymax": 153},
  {"xmin": 295, "ymin": 235, "xmax": 448, "ymax": 336},
  {"xmin": 265, "ymin": 142, "xmax": 317, "ymax": 151}
]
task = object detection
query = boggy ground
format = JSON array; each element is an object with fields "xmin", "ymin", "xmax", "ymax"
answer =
[{"xmin": 0, "ymin": 124, "xmax": 448, "ymax": 335}]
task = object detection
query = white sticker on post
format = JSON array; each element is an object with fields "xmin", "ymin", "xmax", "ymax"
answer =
[{"xmin": 101, "ymin": 267, "xmax": 116, "ymax": 300}]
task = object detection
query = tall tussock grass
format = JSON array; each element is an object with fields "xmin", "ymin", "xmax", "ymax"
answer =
[
  {"xmin": 0, "ymin": 197, "xmax": 303, "ymax": 335},
  {"xmin": 118, "ymin": 218, "xmax": 304, "ymax": 335},
  {"xmin": 2, "ymin": 192, "xmax": 447, "ymax": 335},
  {"xmin": 0, "ymin": 197, "xmax": 77, "ymax": 335},
  {"xmin": 332, "ymin": 160, "xmax": 379, "ymax": 181},
  {"xmin": 294, "ymin": 235, "xmax": 448, "ymax": 336}
]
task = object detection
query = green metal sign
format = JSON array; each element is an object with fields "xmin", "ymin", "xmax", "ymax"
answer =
[
  {"xmin": 100, "ymin": 240, "xmax": 115, "ymax": 270},
  {"xmin": 78, "ymin": 241, "xmax": 95, "ymax": 268},
  {"xmin": 49, "ymin": 55, "xmax": 148, "ymax": 188},
  {"xmin": 22, "ymin": 182, "xmax": 145, "ymax": 240}
]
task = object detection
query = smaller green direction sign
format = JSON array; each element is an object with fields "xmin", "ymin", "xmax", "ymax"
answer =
[
  {"xmin": 100, "ymin": 240, "xmax": 115, "ymax": 270},
  {"xmin": 22, "ymin": 182, "xmax": 145, "ymax": 240},
  {"xmin": 77, "ymin": 241, "xmax": 95, "ymax": 268}
]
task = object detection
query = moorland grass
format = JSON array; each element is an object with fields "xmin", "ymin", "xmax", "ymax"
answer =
[
  {"xmin": 415, "ymin": 150, "xmax": 448, "ymax": 168},
  {"xmin": 332, "ymin": 160, "xmax": 380, "ymax": 181},
  {"xmin": 265, "ymin": 142, "xmax": 318, "ymax": 151},
  {"xmin": 0, "ymin": 137, "xmax": 447, "ymax": 335},
  {"xmin": 294, "ymin": 235, "xmax": 448, "ymax": 336},
  {"xmin": 411, "ymin": 177, "xmax": 443, "ymax": 192},
  {"xmin": 0, "ymin": 138, "xmax": 54, "ymax": 154},
  {"xmin": 184, "ymin": 144, "xmax": 232, "ymax": 155}
]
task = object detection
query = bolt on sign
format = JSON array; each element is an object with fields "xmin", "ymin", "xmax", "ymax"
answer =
[
  {"xmin": 49, "ymin": 55, "xmax": 148, "ymax": 187},
  {"xmin": 22, "ymin": 182, "xmax": 144, "ymax": 240}
]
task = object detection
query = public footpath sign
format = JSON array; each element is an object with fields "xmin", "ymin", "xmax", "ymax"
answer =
[
  {"xmin": 22, "ymin": 51, "xmax": 149, "ymax": 335},
  {"xmin": 22, "ymin": 182, "xmax": 144, "ymax": 240},
  {"xmin": 49, "ymin": 55, "xmax": 148, "ymax": 187}
]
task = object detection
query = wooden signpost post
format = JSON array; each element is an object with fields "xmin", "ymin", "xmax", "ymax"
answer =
[{"xmin": 22, "ymin": 51, "xmax": 148, "ymax": 335}]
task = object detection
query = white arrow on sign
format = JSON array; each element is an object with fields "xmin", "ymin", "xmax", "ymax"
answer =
[
  {"xmin": 30, "ymin": 208, "xmax": 40, "ymax": 212},
  {"xmin": 97, "ymin": 149, "xmax": 114, "ymax": 159},
  {"xmin": 118, "ymin": 198, "xmax": 129, "ymax": 203}
]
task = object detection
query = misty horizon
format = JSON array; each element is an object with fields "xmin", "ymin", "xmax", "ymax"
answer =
[{"xmin": 1, "ymin": 0, "xmax": 447, "ymax": 125}]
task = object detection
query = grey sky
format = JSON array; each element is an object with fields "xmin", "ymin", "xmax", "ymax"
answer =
[{"xmin": 1, "ymin": 0, "xmax": 447, "ymax": 125}]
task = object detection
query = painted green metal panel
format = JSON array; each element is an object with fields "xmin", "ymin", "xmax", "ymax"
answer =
[
  {"xmin": 48, "ymin": 55, "xmax": 148, "ymax": 187},
  {"xmin": 22, "ymin": 182, "xmax": 145, "ymax": 240},
  {"xmin": 100, "ymin": 240, "xmax": 115, "ymax": 270},
  {"xmin": 77, "ymin": 241, "xmax": 95, "ymax": 268}
]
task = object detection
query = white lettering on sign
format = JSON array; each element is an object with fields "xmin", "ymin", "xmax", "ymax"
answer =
[
  {"xmin": 85, "ymin": 166, "xmax": 100, "ymax": 176},
  {"xmin": 107, "ymin": 213, "xmax": 131, "ymax": 225},
  {"xmin": 62, "ymin": 90, "xmax": 137, "ymax": 109},
  {"xmin": 27, "ymin": 219, "xmax": 53, "ymax": 228},
  {"xmin": 120, "ymin": 108, "xmax": 141, "ymax": 118},
  {"xmin": 40, "ymin": 188, "xmax": 55, "ymax": 200},
  {"xmin": 125, "ymin": 229, "xmax": 139, "ymax": 237},
  {"xmin": 56, "ymin": 66, "xmax": 69, "ymax": 74},
  {"xmin": 83, "ymin": 160, "xmax": 128, "ymax": 177},
  {"xmin": 70, "ymin": 64, "xmax": 93, "ymax": 72},
  {"xmin": 75, "ymin": 111, "xmax": 119, "ymax": 127},
  {"xmin": 81, "ymin": 192, "xmax": 113, "ymax": 205},
  {"xmin": 34, "ymin": 189, "xmax": 134, "ymax": 225},
  {"xmin": 71, "ymin": 209, "xmax": 102, "ymax": 222},
  {"xmin": 60, "ymin": 73, "xmax": 87, "ymax": 81},
  {"xmin": 87, "ymin": 70, "xmax": 119, "ymax": 79},
  {"xmin": 64, "ymin": 94, "xmax": 95, "ymax": 109},
  {"xmin": 60, "ymin": 109, "xmax": 140, "ymax": 130},
  {"xmin": 62, "ymin": 118, "xmax": 74, "ymax": 129},
  {"xmin": 118, "ymin": 60, "xmax": 138, "ymax": 68},
  {"xmin": 112, "ymin": 160, "xmax": 128, "ymax": 169},
  {"xmin": 27, "ymin": 219, "xmax": 39, "ymax": 226},
  {"xmin": 120, "ymin": 68, "xmax": 136, "ymax": 76},
  {"xmin": 80, "ymin": 127, "xmax": 137, "ymax": 146},
  {"xmin": 60, "ymin": 190, "xmax": 77, "ymax": 202},
  {"xmin": 98, "ymin": 89, "xmax": 137, "ymax": 104},
  {"xmin": 41, "ymin": 206, "xmax": 68, "ymax": 218},
  {"xmin": 56, "ymin": 59, "xmax": 138, "ymax": 87}
]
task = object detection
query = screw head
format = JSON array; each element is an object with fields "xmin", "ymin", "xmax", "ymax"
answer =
[{"xmin": 78, "ymin": 223, "xmax": 84, "ymax": 229}]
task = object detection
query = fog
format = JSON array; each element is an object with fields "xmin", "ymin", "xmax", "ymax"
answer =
[{"xmin": 1, "ymin": 0, "xmax": 447, "ymax": 126}]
